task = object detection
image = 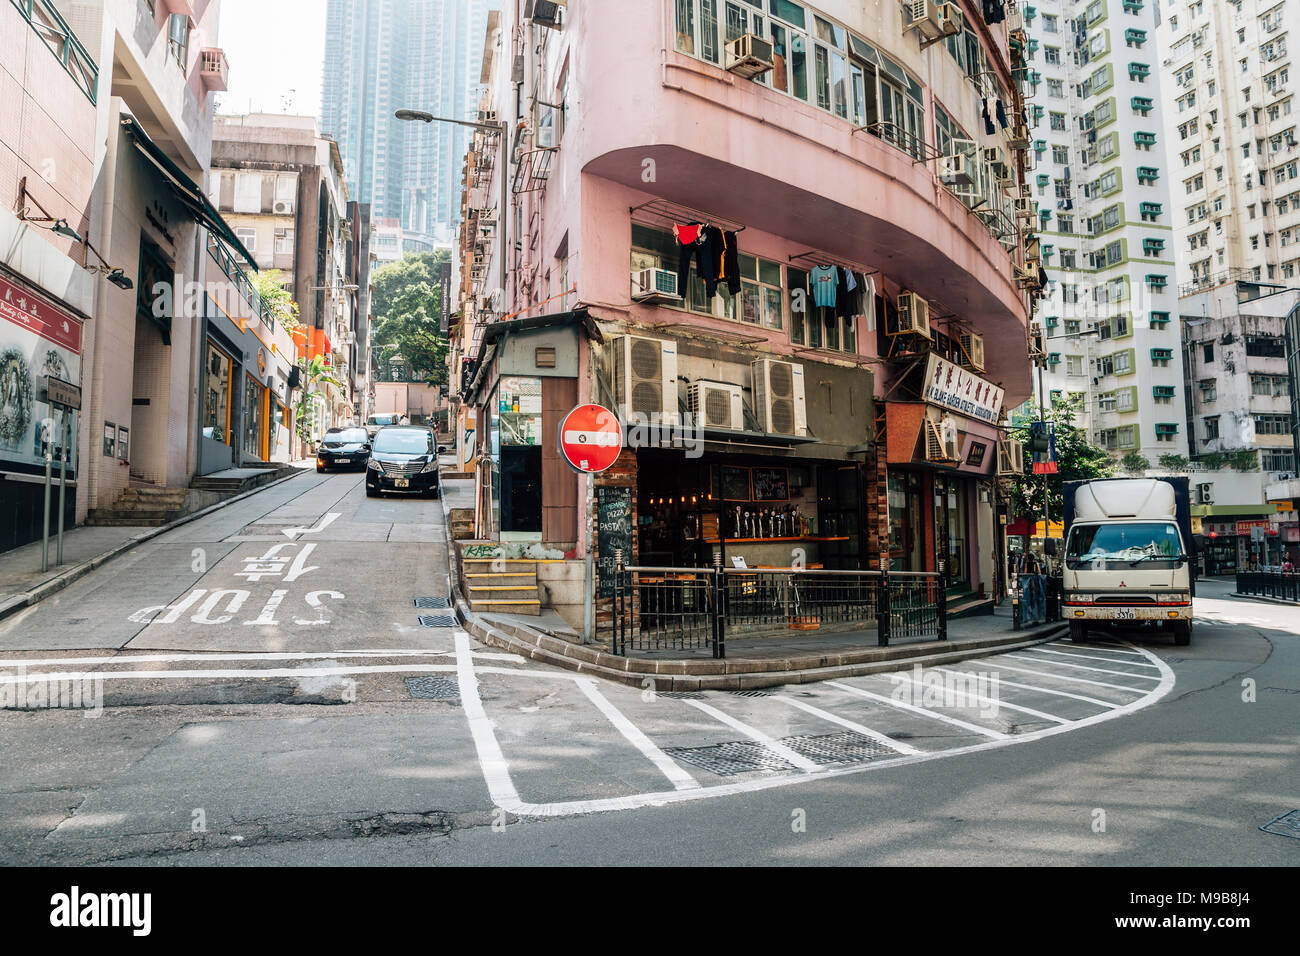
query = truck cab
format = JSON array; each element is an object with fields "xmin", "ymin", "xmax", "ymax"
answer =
[{"xmin": 1062, "ymin": 478, "xmax": 1195, "ymax": 646}]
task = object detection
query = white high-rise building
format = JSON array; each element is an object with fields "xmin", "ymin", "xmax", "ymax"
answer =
[{"xmin": 1027, "ymin": 0, "xmax": 1188, "ymax": 461}]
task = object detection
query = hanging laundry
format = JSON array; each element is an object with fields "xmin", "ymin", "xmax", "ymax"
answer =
[
  {"xmin": 674, "ymin": 221, "xmax": 709, "ymax": 298},
  {"xmin": 982, "ymin": 98, "xmax": 996, "ymax": 136},
  {"xmin": 995, "ymin": 99, "xmax": 1008, "ymax": 130},
  {"xmin": 810, "ymin": 265, "xmax": 839, "ymax": 309},
  {"xmin": 862, "ymin": 274, "xmax": 877, "ymax": 334},
  {"xmin": 983, "ymin": 0, "xmax": 1006, "ymax": 25},
  {"xmin": 844, "ymin": 270, "xmax": 858, "ymax": 293},
  {"xmin": 720, "ymin": 229, "xmax": 741, "ymax": 297}
]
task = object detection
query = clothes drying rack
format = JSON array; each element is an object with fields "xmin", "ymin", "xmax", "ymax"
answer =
[
  {"xmin": 629, "ymin": 198, "xmax": 747, "ymax": 235},
  {"xmin": 787, "ymin": 250, "xmax": 880, "ymax": 278}
]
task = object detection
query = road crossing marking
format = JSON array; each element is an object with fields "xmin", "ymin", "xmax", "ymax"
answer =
[
  {"xmin": 681, "ymin": 699, "xmax": 822, "ymax": 772},
  {"xmin": 825, "ymin": 681, "xmax": 1010, "ymax": 739},
  {"xmin": 576, "ymin": 680, "xmax": 700, "ymax": 790},
  {"xmin": 1004, "ymin": 653, "xmax": 1162, "ymax": 681},
  {"xmin": 976, "ymin": 660, "xmax": 1154, "ymax": 693},
  {"xmin": 1032, "ymin": 647, "xmax": 1161, "ymax": 669},
  {"xmin": 1047, "ymin": 641, "xmax": 1147, "ymax": 657},
  {"xmin": 770, "ymin": 695, "xmax": 923, "ymax": 755},
  {"xmin": 929, "ymin": 667, "xmax": 1121, "ymax": 710},
  {"xmin": 882, "ymin": 670, "xmax": 1071, "ymax": 725}
]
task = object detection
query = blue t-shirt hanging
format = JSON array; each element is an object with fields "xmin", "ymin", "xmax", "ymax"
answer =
[{"xmin": 810, "ymin": 265, "xmax": 838, "ymax": 309}]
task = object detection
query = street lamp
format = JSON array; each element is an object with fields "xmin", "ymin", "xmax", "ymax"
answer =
[{"xmin": 394, "ymin": 108, "xmax": 509, "ymax": 314}]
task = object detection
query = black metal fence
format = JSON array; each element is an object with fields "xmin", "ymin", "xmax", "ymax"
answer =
[
  {"xmin": 1236, "ymin": 570, "xmax": 1300, "ymax": 603},
  {"xmin": 609, "ymin": 556, "xmax": 946, "ymax": 658}
]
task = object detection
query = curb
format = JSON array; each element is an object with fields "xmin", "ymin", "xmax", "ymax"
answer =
[
  {"xmin": 1230, "ymin": 592, "xmax": 1300, "ymax": 606},
  {"xmin": 0, "ymin": 467, "xmax": 308, "ymax": 623},
  {"xmin": 433, "ymin": 472, "xmax": 1070, "ymax": 689}
]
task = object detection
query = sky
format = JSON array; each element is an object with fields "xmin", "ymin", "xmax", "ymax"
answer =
[{"xmin": 216, "ymin": 0, "xmax": 328, "ymax": 119}]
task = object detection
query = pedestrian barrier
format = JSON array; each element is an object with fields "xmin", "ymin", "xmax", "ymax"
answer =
[
  {"xmin": 1236, "ymin": 570, "xmax": 1300, "ymax": 603},
  {"xmin": 609, "ymin": 554, "xmax": 945, "ymax": 658}
]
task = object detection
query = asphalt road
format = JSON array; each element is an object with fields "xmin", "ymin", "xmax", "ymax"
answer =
[{"xmin": 0, "ymin": 471, "xmax": 1295, "ymax": 866}]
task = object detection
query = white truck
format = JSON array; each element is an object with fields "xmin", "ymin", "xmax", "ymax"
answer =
[{"xmin": 1062, "ymin": 477, "xmax": 1196, "ymax": 646}]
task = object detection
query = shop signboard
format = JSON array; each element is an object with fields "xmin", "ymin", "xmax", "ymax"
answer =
[
  {"xmin": 921, "ymin": 353, "xmax": 1005, "ymax": 425},
  {"xmin": 0, "ymin": 274, "xmax": 82, "ymax": 475}
]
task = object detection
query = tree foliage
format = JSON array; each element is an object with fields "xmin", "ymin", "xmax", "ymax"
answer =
[
  {"xmin": 1121, "ymin": 451, "xmax": 1151, "ymax": 475},
  {"xmin": 295, "ymin": 355, "xmax": 345, "ymax": 443},
  {"xmin": 1007, "ymin": 395, "xmax": 1115, "ymax": 521},
  {"xmin": 370, "ymin": 251, "xmax": 451, "ymax": 386},
  {"xmin": 251, "ymin": 269, "xmax": 301, "ymax": 333}
]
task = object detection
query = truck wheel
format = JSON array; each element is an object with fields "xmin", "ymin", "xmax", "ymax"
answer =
[
  {"xmin": 1069, "ymin": 620, "xmax": 1088, "ymax": 642},
  {"xmin": 1173, "ymin": 620, "xmax": 1192, "ymax": 647}
]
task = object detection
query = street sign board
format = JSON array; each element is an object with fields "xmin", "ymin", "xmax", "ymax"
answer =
[
  {"xmin": 559, "ymin": 403, "xmax": 622, "ymax": 474},
  {"xmin": 37, "ymin": 376, "xmax": 82, "ymax": 410}
]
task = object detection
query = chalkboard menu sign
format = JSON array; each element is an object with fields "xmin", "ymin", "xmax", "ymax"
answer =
[
  {"xmin": 752, "ymin": 467, "xmax": 790, "ymax": 501},
  {"xmin": 596, "ymin": 486, "xmax": 634, "ymax": 598},
  {"xmin": 720, "ymin": 466, "xmax": 751, "ymax": 501}
]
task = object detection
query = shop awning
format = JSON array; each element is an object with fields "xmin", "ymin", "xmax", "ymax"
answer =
[{"xmin": 120, "ymin": 116, "xmax": 258, "ymax": 269}]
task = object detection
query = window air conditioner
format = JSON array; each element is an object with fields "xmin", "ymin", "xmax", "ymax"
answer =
[
  {"xmin": 1007, "ymin": 6, "xmax": 1025, "ymax": 35},
  {"xmin": 906, "ymin": 0, "xmax": 945, "ymax": 41},
  {"xmin": 1015, "ymin": 198, "xmax": 1037, "ymax": 221},
  {"xmin": 726, "ymin": 34, "xmax": 774, "ymax": 79},
  {"xmin": 752, "ymin": 359, "xmax": 808, "ymax": 436},
  {"xmin": 688, "ymin": 381, "xmax": 745, "ymax": 431},
  {"xmin": 631, "ymin": 267, "xmax": 681, "ymax": 302},
  {"xmin": 1006, "ymin": 124, "xmax": 1032, "ymax": 150},
  {"xmin": 613, "ymin": 335, "xmax": 678, "ymax": 421},
  {"xmin": 524, "ymin": 0, "xmax": 564, "ymax": 30},
  {"xmin": 926, "ymin": 417, "xmax": 961, "ymax": 462},
  {"xmin": 958, "ymin": 332, "xmax": 986, "ymax": 373},
  {"xmin": 997, "ymin": 439, "xmax": 1025, "ymax": 475},
  {"xmin": 939, "ymin": 153, "xmax": 973, "ymax": 186},
  {"xmin": 893, "ymin": 292, "xmax": 932, "ymax": 338}
]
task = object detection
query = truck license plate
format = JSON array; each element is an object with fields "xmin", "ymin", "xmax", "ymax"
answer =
[
  {"xmin": 395, "ymin": 478, "xmax": 410, "ymax": 489},
  {"xmin": 1114, "ymin": 608, "xmax": 1136, "ymax": 620}
]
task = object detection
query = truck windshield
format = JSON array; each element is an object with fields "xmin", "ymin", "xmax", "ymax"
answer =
[{"xmin": 1066, "ymin": 522, "xmax": 1183, "ymax": 570}]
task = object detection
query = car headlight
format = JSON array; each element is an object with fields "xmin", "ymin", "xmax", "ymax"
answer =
[
  {"xmin": 367, "ymin": 459, "xmax": 381, "ymax": 471},
  {"xmin": 421, "ymin": 458, "xmax": 439, "ymax": 474}
]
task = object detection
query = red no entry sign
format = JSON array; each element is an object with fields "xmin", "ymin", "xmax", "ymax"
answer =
[{"xmin": 558, "ymin": 404, "xmax": 622, "ymax": 474}]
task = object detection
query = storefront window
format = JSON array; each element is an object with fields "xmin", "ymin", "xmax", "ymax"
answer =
[
  {"xmin": 243, "ymin": 375, "xmax": 265, "ymax": 459},
  {"xmin": 495, "ymin": 377, "xmax": 543, "ymax": 537},
  {"xmin": 889, "ymin": 471, "xmax": 924, "ymax": 572},
  {"xmin": 934, "ymin": 476, "xmax": 970, "ymax": 588},
  {"xmin": 204, "ymin": 344, "xmax": 232, "ymax": 444}
]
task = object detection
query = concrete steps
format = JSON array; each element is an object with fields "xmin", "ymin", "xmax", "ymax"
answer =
[
  {"xmin": 464, "ymin": 557, "xmax": 541, "ymax": 616},
  {"xmin": 449, "ymin": 507, "xmax": 475, "ymax": 541},
  {"xmin": 190, "ymin": 464, "xmax": 298, "ymax": 494},
  {"xmin": 86, "ymin": 487, "xmax": 196, "ymax": 527}
]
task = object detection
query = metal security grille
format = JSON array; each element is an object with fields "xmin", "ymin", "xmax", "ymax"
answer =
[
  {"xmin": 665, "ymin": 741, "xmax": 797, "ymax": 776},
  {"xmin": 418, "ymin": 614, "xmax": 458, "ymax": 628},
  {"xmin": 414, "ymin": 597, "xmax": 452, "ymax": 609},
  {"xmin": 405, "ymin": 677, "xmax": 461, "ymax": 700}
]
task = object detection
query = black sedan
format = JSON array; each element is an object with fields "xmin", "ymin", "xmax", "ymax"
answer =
[
  {"xmin": 316, "ymin": 427, "xmax": 371, "ymax": 472},
  {"xmin": 365, "ymin": 426, "xmax": 443, "ymax": 498}
]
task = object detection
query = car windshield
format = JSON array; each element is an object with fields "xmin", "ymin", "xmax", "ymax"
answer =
[
  {"xmin": 1066, "ymin": 522, "xmax": 1183, "ymax": 570},
  {"xmin": 368, "ymin": 415, "xmax": 398, "ymax": 426},
  {"xmin": 372, "ymin": 429, "xmax": 434, "ymax": 455},
  {"xmin": 325, "ymin": 429, "xmax": 367, "ymax": 443}
]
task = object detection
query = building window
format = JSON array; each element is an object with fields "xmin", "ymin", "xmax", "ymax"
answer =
[
  {"xmin": 203, "ymin": 344, "xmax": 233, "ymax": 445},
  {"xmin": 167, "ymin": 13, "xmax": 190, "ymax": 69}
]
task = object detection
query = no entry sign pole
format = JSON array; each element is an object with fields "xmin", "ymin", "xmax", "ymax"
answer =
[{"xmin": 558, "ymin": 404, "xmax": 622, "ymax": 644}]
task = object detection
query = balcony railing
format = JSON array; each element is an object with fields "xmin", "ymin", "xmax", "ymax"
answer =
[
  {"xmin": 10, "ymin": 0, "xmax": 99, "ymax": 105},
  {"xmin": 199, "ymin": 48, "xmax": 229, "ymax": 91},
  {"xmin": 207, "ymin": 234, "xmax": 274, "ymax": 331}
]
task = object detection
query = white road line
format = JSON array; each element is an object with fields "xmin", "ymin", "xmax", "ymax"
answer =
[
  {"xmin": 930, "ymin": 668, "xmax": 1120, "ymax": 710},
  {"xmin": 681, "ymin": 699, "xmax": 821, "ymax": 772},
  {"xmin": 824, "ymin": 681, "xmax": 1009, "ymax": 740},
  {"xmin": 451, "ymin": 641, "xmax": 1176, "ymax": 818},
  {"xmin": 770, "ymin": 695, "xmax": 923, "ymax": 755},
  {"xmin": 0, "ymin": 664, "xmax": 467, "ymax": 683},
  {"xmin": 1005, "ymin": 653, "xmax": 1161, "ymax": 681},
  {"xmin": 576, "ymin": 681, "xmax": 700, "ymax": 790},
  {"xmin": 882, "ymin": 671, "xmax": 1071, "ymax": 725},
  {"xmin": 1033, "ymin": 647, "xmax": 1161, "ymax": 668},
  {"xmin": 0, "ymin": 649, "xmax": 525, "ymax": 668},
  {"xmin": 454, "ymin": 631, "xmax": 524, "ymax": 807},
  {"xmin": 981, "ymin": 661, "xmax": 1152, "ymax": 693},
  {"xmin": 1047, "ymin": 641, "xmax": 1147, "ymax": 657}
]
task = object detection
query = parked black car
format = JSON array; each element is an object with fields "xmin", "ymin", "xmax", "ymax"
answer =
[
  {"xmin": 316, "ymin": 427, "xmax": 371, "ymax": 472},
  {"xmin": 365, "ymin": 426, "xmax": 443, "ymax": 498}
]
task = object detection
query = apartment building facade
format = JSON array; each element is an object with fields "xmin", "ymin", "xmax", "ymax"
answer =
[
  {"xmin": 456, "ymin": 0, "xmax": 1038, "ymax": 629},
  {"xmin": 1026, "ymin": 0, "xmax": 1188, "ymax": 460}
]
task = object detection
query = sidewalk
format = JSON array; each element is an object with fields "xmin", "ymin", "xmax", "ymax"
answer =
[
  {"xmin": 0, "ymin": 463, "xmax": 309, "ymax": 621},
  {"xmin": 436, "ymin": 462, "xmax": 1067, "ymax": 690}
]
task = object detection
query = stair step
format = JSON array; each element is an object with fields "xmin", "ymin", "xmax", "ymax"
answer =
[
  {"xmin": 465, "ymin": 573, "xmax": 538, "ymax": 579},
  {"xmin": 470, "ymin": 600, "xmax": 541, "ymax": 616}
]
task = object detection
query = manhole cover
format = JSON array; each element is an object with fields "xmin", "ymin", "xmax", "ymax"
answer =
[
  {"xmin": 418, "ymin": 614, "xmax": 458, "ymax": 628},
  {"xmin": 729, "ymin": 690, "xmax": 772, "ymax": 698},
  {"xmin": 780, "ymin": 731, "xmax": 897, "ymax": 765},
  {"xmin": 665, "ymin": 741, "xmax": 796, "ymax": 776},
  {"xmin": 405, "ymin": 676, "xmax": 461, "ymax": 701},
  {"xmin": 1260, "ymin": 809, "xmax": 1300, "ymax": 839},
  {"xmin": 414, "ymin": 597, "xmax": 452, "ymax": 609}
]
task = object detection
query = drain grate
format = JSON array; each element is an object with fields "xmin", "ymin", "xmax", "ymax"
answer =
[
  {"xmin": 1260, "ymin": 809, "xmax": 1300, "ymax": 840},
  {"xmin": 665, "ymin": 741, "xmax": 797, "ymax": 776},
  {"xmin": 418, "ymin": 614, "xmax": 458, "ymax": 628},
  {"xmin": 405, "ymin": 676, "xmax": 461, "ymax": 701},
  {"xmin": 728, "ymin": 690, "xmax": 772, "ymax": 698},
  {"xmin": 657, "ymin": 691, "xmax": 706, "ymax": 699},
  {"xmin": 781, "ymin": 731, "xmax": 897, "ymax": 765},
  {"xmin": 414, "ymin": 597, "xmax": 452, "ymax": 609}
]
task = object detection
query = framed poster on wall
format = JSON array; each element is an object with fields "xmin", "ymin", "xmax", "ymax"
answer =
[
  {"xmin": 103, "ymin": 422, "xmax": 115, "ymax": 457},
  {"xmin": 117, "ymin": 426, "xmax": 130, "ymax": 462}
]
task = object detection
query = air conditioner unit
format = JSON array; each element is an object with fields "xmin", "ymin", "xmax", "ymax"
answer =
[
  {"xmin": 893, "ymin": 291, "xmax": 932, "ymax": 338},
  {"xmin": 1006, "ymin": 124, "xmax": 1032, "ymax": 150},
  {"xmin": 725, "ymin": 34, "xmax": 774, "ymax": 79},
  {"xmin": 937, "ymin": 2, "xmax": 961, "ymax": 36},
  {"xmin": 478, "ymin": 109, "xmax": 499, "ymax": 124},
  {"xmin": 958, "ymin": 332, "xmax": 986, "ymax": 373},
  {"xmin": 613, "ymin": 335, "xmax": 677, "ymax": 421},
  {"xmin": 1197, "ymin": 482, "xmax": 1215, "ymax": 504},
  {"xmin": 905, "ymin": 0, "xmax": 945, "ymax": 41},
  {"xmin": 273, "ymin": 200, "xmax": 295, "ymax": 215},
  {"xmin": 752, "ymin": 359, "xmax": 808, "ymax": 437},
  {"xmin": 939, "ymin": 153, "xmax": 973, "ymax": 186},
  {"xmin": 926, "ymin": 417, "xmax": 961, "ymax": 463},
  {"xmin": 997, "ymin": 439, "xmax": 1025, "ymax": 475},
  {"xmin": 1006, "ymin": 6, "xmax": 1025, "ymax": 34},
  {"xmin": 525, "ymin": 0, "xmax": 564, "ymax": 30},
  {"xmin": 688, "ymin": 381, "xmax": 745, "ymax": 431},
  {"xmin": 631, "ymin": 267, "xmax": 681, "ymax": 302},
  {"xmin": 1029, "ymin": 324, "xmax": 1045, "ymax": 357}
]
